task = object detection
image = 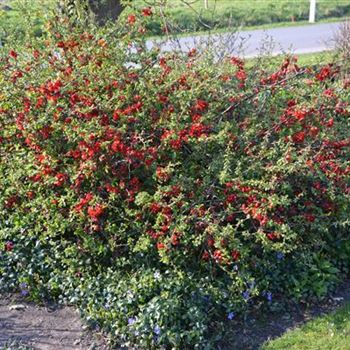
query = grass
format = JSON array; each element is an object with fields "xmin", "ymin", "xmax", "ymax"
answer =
[
  {"xmin": 262, "ymin": 303, "xmax": 350, "ymax": 350},
  {"xmin": 0, "ymin": 0, "xmax": 51, "ymax": 40},
  {"xmin": 147, "ymin": 16, "xmax": 349, "ymax": 41},
  {"xmin": 245, "ymin": 50, "xmax": 335, "ymax": 71},
  {"xmin": 295, "ymin": 50, "xmax": 335, "ymax": 66},
  {"xmin": 1, "ymin": 0, "xmax": 350, "ymax": 40},
  {"xmin": 137, "ymin": 0, "xmax": 350, "ymax": 36}
]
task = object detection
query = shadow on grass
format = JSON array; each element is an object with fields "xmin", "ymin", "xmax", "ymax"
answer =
[
  {"xmin": 221, "ymin": 279, "xmax": 350, "ymax": 350},
  {"xmin": 262, "ymin": 302, "xmax": 350, "ymax": 350}
]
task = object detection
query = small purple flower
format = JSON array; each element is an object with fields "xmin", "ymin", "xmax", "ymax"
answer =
[
  {"xmin": 19, "ymin": 283, "xmax": 29, "ymax": 296},
  {"xmin": 227, "ymin": 311, "xmax": 235, "ymax": 320},
  {"xmin": 266, "ymin": 291, "xmax": 272, "ymax": 302},
  {"xmin": 243, "ymin": 290, "xmax": 250, "ymax": 300},
  {"xmin": 153, "ymin": 325, "xmax": 161, "ymax": 335},
  {"xmin": 128, "ymin": 317, "xmax": 136, "ymax": 326},
  {"xmin": 276, "ymin": 252, "xmax": 284, "ymax": 260},
  {"xmin": 21, "ymin": 289, "xmax": 29, "ymax": 297}
]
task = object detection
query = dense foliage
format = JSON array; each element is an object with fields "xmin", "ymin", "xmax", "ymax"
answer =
[{"xmin": 0, "ymin": 9, "xmax": 350, "ymax": 349}]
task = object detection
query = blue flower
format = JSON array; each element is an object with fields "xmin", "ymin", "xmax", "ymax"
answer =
[
  {"xmin": 276, "ymin": 252, "xmax": 285, "ymax": 260},
  {"xmin": 227, "ymin": 311, "xmax": 235, "ymax": 320},
  {"xmin": 154, "ymin": 325, "xmax": 161, "ymax": 335},
  {"xmin": 266, "ymin": 291, "xmax": 272, "ymax": 302},
  {"xmin": 128, "ymin": 317, "xmax": 136, "ymax": 326},
  {"xmin": 21, "ymin": 289, "xmax": 29, "ymax": 296},
  {"xmin": 19, "ymin": 283, "xmax": 29, "ymax": 296},
  {"xmin": 243, "ymin": 290, "xmax": 250, "ymax": 300}
]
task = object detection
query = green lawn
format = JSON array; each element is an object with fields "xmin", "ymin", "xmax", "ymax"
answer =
[{"xmin": 262, "ymin": 303, "xmax": 350, "ymax": 350}]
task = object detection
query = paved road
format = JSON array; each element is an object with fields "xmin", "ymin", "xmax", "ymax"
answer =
[{"xmin": 148, "ymin": 22, "xmax": 344, "ymax": 57}]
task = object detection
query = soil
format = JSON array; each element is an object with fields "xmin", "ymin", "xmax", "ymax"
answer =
[{"xmin": 0, "ymin": 295, "xmax": 109, "ymax": 350}]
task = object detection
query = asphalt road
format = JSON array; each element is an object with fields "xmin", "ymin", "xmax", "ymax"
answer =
[{"xmin": 148, "ymin": 21, "xmax": 344, "ymax": 57}]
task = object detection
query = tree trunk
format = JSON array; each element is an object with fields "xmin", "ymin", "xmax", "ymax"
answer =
[
  {"xmin": 59, "ymin": 0, "xmax": 125, "ymax": 25},
  {"xmin": 88, "ymin": 0, "xmax": 124, "ymax": 25}
]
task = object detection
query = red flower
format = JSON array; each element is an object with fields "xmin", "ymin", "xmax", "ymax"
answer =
[
  {"xmin": 27, "ymin": 191, "xmax": 35, "ymax": 200},
  {"xmin": 169, "ymin": 139, "xmax": 182, "ymax": 150},
  {"xmin": 150, "ymin": 202, "xmax": 162, "ymax": 214},
  {"xmin": 87, "ymin": 205, "xmax": 104, "ymax": 221},
  {"xmin": 54, "ymin": 173, "xmax": 68, "ymax": 187},
  {"xmin": 194, "ymin": 99, "xmax": 208, "ymax": 111},
  {"xmin": 171, "ymin": 234, "xmax": 180, "ymax": 246},
  {"xmin": 188, "ymin": 123, "xmax": 209, "ymax": 138},
  {"xmin": 230, "ymin": 56, "xmax": 244, "ymax": 68},
  {"xmin": 326, "ymin": 118, "xmax": 334, "ymax": 127},
  {"xmin": 226, "ymin": 194, "xmax": 237, "ymax": 204},
  {"xmin": 127, "ymin": 14, "xmax": 136, "ymax": 25},
  {"xmin": 5, "ymin": 241, "xmax": 14, "ymax": 252},
  {"xmin": 9, "ymin": 50, "xmax": 18, "ymax": 59},
  {"xmin": 266, "ymin": 232, "xmax": 278, "ymax": 241},
  {"xmin": 226, "ymin": 213, "xmax": 235, "ymax": 223},
  {"xmin": 188, "ymin": 48, "xmax": 197, "ymax": 58},
  {"xmin": 156, "ymin": 167, "xmax": 170, "ymax": 181},
  {"xmin": 4, "ymin": 195, "xmax": 18, "ymax": 209},
  {"xmin": 231, "ymin": 250, "xmax": 240, "ymax": 261},
  {"xmin": 292, "ymin": 131, "xmax": 305, "ymax": 144},
  {"xmin": 141, "ymin": 7, "xmax": 152, "ymax": 16},
  {"xmin": 202, "ymin": 251, "xmax": 210, "ymax": 260},
  {"xmin": 75, "ymin": 193, "xmax": 93, "ymax": 212},
  {"xmin": 309, "ymin": 126, "xmax": 319, "ymax": 138},
  {"xmin": 157, "ymin": 242, "xmax": 166, "ymax": 250},
  {"xmin": 304, "ymin": 213, "xmax": 315, "ymax": 222},
  {"xmin": 315, "ymin": 65, "xmax": 331, "ymax": 81},
  {"xmin": 235, "ymin": 69, "xmax": 246, "ymax": 81},
  {"xmin": 207, "ymin": 237, "xmax": 215, "ymax": 247},
  {"xmin": 293, "ymin": 109, "xmax": 307, "ymax": 121},
  {"xmin": 213, "ymin": 249, "xmax": 223, "ymax": 262}
]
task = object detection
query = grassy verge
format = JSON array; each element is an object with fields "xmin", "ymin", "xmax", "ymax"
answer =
[
  {"xmin": 262, "ymin": 303, "xmax": 350, "ymax": 350},
  {"xmin": 245, "ymin": 50, "xmax": 335, "ymax": 70},
  {"xmin": 147, "ymin": 17, "xmax": 349, "ymax": 40},
  {"xmin": 0, "ymin": 0, "xmax": 349, "ymax": 41},
  {"xmin": 138, "ymin": 0, "xmax": 350, "ymax": 36}
]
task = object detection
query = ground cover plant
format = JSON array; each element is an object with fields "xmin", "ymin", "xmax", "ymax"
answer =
[{"xmin": 0, "ymin": 5, "xmax": 350, "ymax": 349}]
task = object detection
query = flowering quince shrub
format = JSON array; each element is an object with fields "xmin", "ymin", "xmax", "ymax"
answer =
[{"xmin": 1, "ymin": 10, "xmax": 350, "ymax": 349}]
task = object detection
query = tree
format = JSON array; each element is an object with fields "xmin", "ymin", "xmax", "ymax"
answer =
[{"xmin": 59, "ymin": 0, "xmax": 125, "ymax": 25}]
